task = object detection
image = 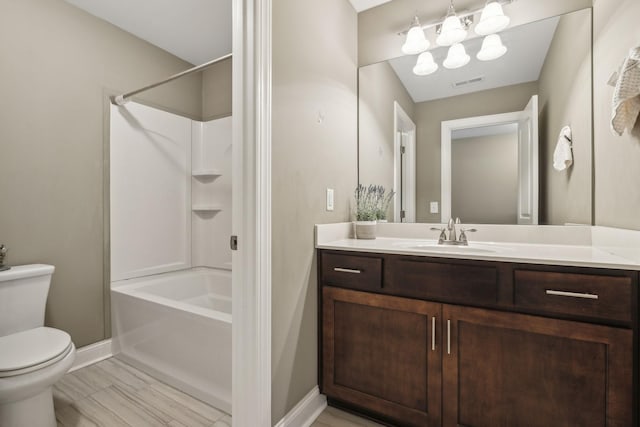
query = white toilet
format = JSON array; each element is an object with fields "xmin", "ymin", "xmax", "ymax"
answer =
[{"xmin": 0, "ymin": 265, "xmax": 76, "ymax": 427}]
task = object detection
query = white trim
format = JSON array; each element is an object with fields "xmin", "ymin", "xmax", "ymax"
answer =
[
  {"xmin": 274, "ymin": 387, "xmax": 327, "ymax": 427},
  {"xmin": 232, "ymin": 0, "xmax": 272, "ymax": 425},
  {"xmin": 441, "ymin": 111, "xmax": 522, "ymax": 223},
  {"xmin": 69, "ymin": 339, "xmax": 113, "ymax": 372}
]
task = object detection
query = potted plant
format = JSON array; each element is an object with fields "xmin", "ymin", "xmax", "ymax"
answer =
[
  {"xmin": 354, "ymin": 184, "xmax": 379, "ymax": 239},
  {"xmin": 373, "ymin": 185, "xmax": 395, "ymax": 222}
]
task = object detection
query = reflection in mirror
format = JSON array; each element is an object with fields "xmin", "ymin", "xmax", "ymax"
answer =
[
  {"xmin": 452, "ymin": 123, "xmax": 520, "ymax": 224},
  {"xmin": 358, "ymin": 8, "xmax": 592, "ymax": 225},
  {"xmin": 443, "ymin": 95, "xmax": 538, "ymax": 225}
]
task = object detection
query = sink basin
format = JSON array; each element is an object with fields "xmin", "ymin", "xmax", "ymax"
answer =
[{"xmin": 392, "ymin": 240, "xmax": 506, "ymax": 254}]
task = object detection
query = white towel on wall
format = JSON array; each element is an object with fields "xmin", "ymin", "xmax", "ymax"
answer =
[
  {"xmin": 610, "ymin": 46, "xmax": 640, "ymax": 136},
  {"xmin": 553, "ymin": 126, "xmax": 573, "ymax": 171}
]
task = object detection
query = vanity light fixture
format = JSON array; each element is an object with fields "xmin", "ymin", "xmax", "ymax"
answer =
[
  {"xmin": 413, "ymin": 51, "xmax": 439, "ymax": 76},
  {"xmin": 477, "ymin": 34, "xmax": 507, "ymax": 60},
  {"xmin": 402, "ymin": 16, "xmax": 430, "ymax": 55},
  {"xmin": 436, "ymin": 1, "xmax": 468, "ymax": 47},
  {"xmin": 475, "ymin": 1, "xmax": 511, "ymax": 35},
  {"xmin": 443, "ymin": 43, "xmax": 471, "ymax": 69}
]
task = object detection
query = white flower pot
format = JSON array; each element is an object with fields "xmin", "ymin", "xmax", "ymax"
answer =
[{"xmin": 355, "ymin": 221, "xmax": 377, "ymax": 240}]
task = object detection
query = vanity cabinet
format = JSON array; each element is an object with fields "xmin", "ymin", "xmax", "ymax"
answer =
[
  {"xmin": 443, "ymin": 305, "xmax": 632, "ymax": 427},
  {"xmin": 322, "ymin": 286, "xmax": 442, "ymax": 426},
  {"xmin": 318, "ymin": 250, "xmax": 637, "ymax": 427}
]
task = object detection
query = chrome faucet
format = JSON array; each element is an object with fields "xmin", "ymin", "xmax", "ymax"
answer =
[
  {"xmin": 0, "ymin": 244, "xmax": 9, "ymax": 271},
  {"xmin": 431, "ymin": 218, "xmax": 476, "ymax": 246},
  {"xmin": 447, "ymin": 218, "xmax": 457, "ymax": 242}
]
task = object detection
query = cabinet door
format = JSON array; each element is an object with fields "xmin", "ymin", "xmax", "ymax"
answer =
[
  {"xmin": 323, "ymin": 286, "xmax": 442, "ymax": 426},
  {"xmin": 442, "ymin": 305, "xmax": 633, "ymax": 427}
]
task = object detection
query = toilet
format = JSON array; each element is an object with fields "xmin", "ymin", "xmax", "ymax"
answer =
[{"xmin": 0, "ymin": 265, "xmax": 76, "ymax": 427}]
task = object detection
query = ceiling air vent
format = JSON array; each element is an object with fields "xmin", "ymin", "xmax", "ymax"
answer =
[{"xmin": 452, "ymin": 76, "xmax": 485, "ymax": 88}]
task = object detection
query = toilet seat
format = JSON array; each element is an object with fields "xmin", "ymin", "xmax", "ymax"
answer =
[{"xmin": 0, "ymin": 327, "xmax": 73, "ymax": 378}]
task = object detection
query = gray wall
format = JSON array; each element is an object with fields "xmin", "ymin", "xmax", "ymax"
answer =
[
  {"xmin": 414, "ymin": 81, "xmax": 538, "ymax": 222},
  {"xmin": 271, "ymin": 0, "xmax": 358, "ymax": 422},
  {"xmin": 538, "ymin": 9, "xmax": 592, "ymax": 225},
  {"xmin": 0, "ymin": 0, "xmax": 207, "ymax": 347},
  {"xmin": 593, "ymin": 0, "xmax": 640, "ymax": 229},
  {"xmin": 359, "ymin": 60, "xmax": 416, "ymax": 221},
  {"xmin": 452, "ymin": 133, "xmax": 519, "ymax": 224},
  {"xmin": 202, "ymin": 57, "xmax": 233, "ymax": 120}
]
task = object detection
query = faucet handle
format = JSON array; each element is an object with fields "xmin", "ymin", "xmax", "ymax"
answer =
[
  {"xmin": 458, "ymin": 228, "xmax": 477, "ymax": 245},
  {"xmin": 430, "ymin": 227, "xmax": 447, "ymax": 244}
]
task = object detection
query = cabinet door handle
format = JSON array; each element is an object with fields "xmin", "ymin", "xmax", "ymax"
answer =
[
  {"xmin": 447, "ymin": 319, "xmax": 451, "ymax": 355},
  {"xmin": 545, "ymin": 290, "xmax": 599, "ymax": 300},
  {"xmin": 333, "ymin": 267, "xmax": 361, "ymax": 274},
  {"xmin": 431, "ymin": 317, "xmax": 436, "ymax": 351}
]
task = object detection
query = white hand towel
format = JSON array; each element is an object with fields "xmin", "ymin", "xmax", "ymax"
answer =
[
  {"xmin": 610, "ymin": 46, "xmax": 640, "ymax": 136},
  {"xmin": 553, "ymin": 126, "xmax": 573, "ymax": 171}
]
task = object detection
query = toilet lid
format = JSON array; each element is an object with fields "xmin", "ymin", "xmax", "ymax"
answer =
[{"xmin": 0, "ymin": 327, "xmax": 72, "ymax": 376}]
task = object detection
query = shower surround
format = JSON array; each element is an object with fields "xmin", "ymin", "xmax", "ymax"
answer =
[{"xmin": 109, "ymin": 101, "xmax": 232, "ymax": 412}]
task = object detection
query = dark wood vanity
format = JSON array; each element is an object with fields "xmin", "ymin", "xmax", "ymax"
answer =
[{"xmin": 318, "ymin": 249, "xmax": 638, "ymax": 427}]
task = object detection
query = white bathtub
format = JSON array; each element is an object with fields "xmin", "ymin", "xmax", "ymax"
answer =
[{"xmin": 111, "ymin": 268, "xmax": 231, "ymax": 413}]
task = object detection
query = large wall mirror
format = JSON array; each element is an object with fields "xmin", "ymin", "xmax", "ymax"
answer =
[{"xmin": 359, "ymin": 5, "xmax": 593, "ymax": 225}]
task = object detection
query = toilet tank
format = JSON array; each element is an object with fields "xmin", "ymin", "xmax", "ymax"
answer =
[{"xmin": 0, "ymin": 264, "xmax": 55, "ymax": 337}]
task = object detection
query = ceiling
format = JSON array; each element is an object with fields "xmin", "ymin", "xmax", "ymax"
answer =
[
  {"xmin": 64, "ymin": 0, "xmax": 232, "ymax": 65},
  {"xmin": 388, "ymin": 15, "xmax": 560, "ymax": 103},
  {"xmin": 349, "ymin": 0, "xmax": 394, "ymax": 13}
]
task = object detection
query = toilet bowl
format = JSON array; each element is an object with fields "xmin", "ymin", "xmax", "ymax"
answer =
[{"xmin": 0, "ymin": 265, "xmax": 76, "ymax": 427}]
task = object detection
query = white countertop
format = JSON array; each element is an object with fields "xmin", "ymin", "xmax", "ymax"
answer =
[{"xmin": 317, "ymin": 237, "xmax": 640, "ymax": 271}]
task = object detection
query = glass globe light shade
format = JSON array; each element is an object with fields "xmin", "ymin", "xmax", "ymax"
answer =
[
  {"xmin": 476, "ymin": 34, "xmax": 507, "ymax": 61},
  {"xmin": 413, "ymin": 52, "xmax": 439, "ymax": 76},
  {"xmin": 475, "ymin": 1, "xmax": 510, "ymax": 36},
  {"xmin": 436, "ymin": 15, "xmax": 467, "ymax": 46},
  {"xmin": 443, "ymin": 43, "xmax": 470, "ymax": 69},
  {"xmin": 402, "ymin": 21, "xmax": 430, "ymax": 55}
]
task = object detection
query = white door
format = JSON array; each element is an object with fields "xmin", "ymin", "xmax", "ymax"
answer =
[{"xmin": 517, "ymin": 95, "xmax": 539, "ymax": 225}]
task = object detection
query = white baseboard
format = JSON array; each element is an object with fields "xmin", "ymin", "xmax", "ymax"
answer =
[
  {"xmin": 274, "ymin": 386, "xmax": 327, "ymax": 427},
  {"xmin": 69, "ymin": 339, "xmax": 113, "ymax": 372}
]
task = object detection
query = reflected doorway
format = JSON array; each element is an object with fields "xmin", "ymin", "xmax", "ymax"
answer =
[
  {"xmin": 394, "ymin": 102, "xmax": 416, "ymax": 223},
  {"xmin": 441, "ymin": 95, "xmax": 539, "ymax": 224}
]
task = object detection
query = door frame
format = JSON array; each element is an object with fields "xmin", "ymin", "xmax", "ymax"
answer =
[
  {"xmin": 232, "ymin": 0, "xmax": 272, "ymax": 425},
  {"xmin": 393, "ymin": 102, "xmax": 416, "ymax": 223},
  {"xmin": 440, "ymin": 111, "xmax": 523, "ymax": 223}
]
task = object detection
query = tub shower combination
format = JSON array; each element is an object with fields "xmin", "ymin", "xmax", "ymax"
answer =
[{"xmin": 109, "ymin": 100, "xmax": 233, "ymax": 414}]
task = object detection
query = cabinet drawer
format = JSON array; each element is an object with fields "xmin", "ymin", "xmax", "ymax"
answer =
[
  {"xmin": 321, "ymin": 253, "xmax": 382, "ymax": 291},
  {"xmin": 514, "ymin": 270, "xmax": 633, "ymax": 324},
  {"xmin": 386, "ymin": 258, "xmax": 498, "ymax": 305}
]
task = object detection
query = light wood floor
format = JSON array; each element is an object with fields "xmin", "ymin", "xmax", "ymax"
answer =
[
  {"xmin": 310, "ymin": 406, "xmax": 385, "ymax": 427},
  {"xmin": 54, "ymin": 357, "xmax": 381, "ymax": 427},
  {"xmin": 54, "ymin": 358, "xmax": 231, "ymax": 426}
]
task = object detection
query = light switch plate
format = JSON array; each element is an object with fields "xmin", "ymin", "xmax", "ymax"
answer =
[
  {"xmin": 326, "ymin": 188, "xmax": 334, "ymax": 211},
  {"xmin": 430, "ymin": 201, "xmax": 439, "ymax": 214}
]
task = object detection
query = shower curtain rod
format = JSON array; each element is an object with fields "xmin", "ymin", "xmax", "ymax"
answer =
[{"xmin": 111, "ymin": 52, "xmax": 232, "ymax": 106}]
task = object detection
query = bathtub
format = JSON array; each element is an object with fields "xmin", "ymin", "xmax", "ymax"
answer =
[{"xmin": 111, "ymin": 267, "xmax": 231, "ymax": 413}]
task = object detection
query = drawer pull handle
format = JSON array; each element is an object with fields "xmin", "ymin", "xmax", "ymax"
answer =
[
  {"xmin": 333, "ymin": 267, "xmax": 361, "ymax": 274},
  {"xmin": 431, "ymin": 317, "xmax": 436, "ymax": 351},
  {"xmin": 546, "ymin": 290, "xmax": 599, "ymax": 300},
  {"xmin": 447, "ymin": 320, "xmax": 451, "ymax": 355}
]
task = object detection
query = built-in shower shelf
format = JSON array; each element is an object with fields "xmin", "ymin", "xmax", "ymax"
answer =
[
  {"xmin": 192, "ymin": 205, "xmax": 223, "ymax": 212},
  {"xmin": 192, "ymin": 169, "xmax": 222, "ymax": 178}
]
